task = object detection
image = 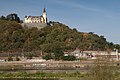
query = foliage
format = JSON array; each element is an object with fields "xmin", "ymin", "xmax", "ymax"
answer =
[
  {"xmin": 53, "ymin": 49, "xmax": 64, "ymax": 60},
  {"xmin": 43, "ymin": 49, "xmax": 64, "ymax": 60},
  {"xmin": 0, "ymin": 20, "xmax": 120, "ymax": 59},
  {"xmin": 0, "ymin": 71, "xmax": 119, "ymax": 80},
  {"xmin": 0, "ymin": 71, "xmax": 86, "ymax": 79},
  {"xmin": 42, "ymin": 54, "xmax": 53, "ymax": 60},
  {"xmin": 62, "ymin": 55, "xmax": 76, "ymax": 61},
  {"xmin": 24, "ymin": 52, "xmax": 37, "ymax": 59},
  {"xmin": 0, "ymin": 16, "xmax": 6, "ymax": 20},
  {"xmin": 89, "ymin": 56, "xmax": 118, "ymax": 80},
  {"xmin": 78, "ymin": 58, "xmax": 87, "ymax": 61},
  {"xmin": 0, "ymin": 20, "xmax": 22, "ymax": 52}
]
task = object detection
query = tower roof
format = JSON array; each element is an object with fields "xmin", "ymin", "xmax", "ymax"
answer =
[{"xmin": 43, "ymin": 7, "xmax": 46, "ymax": 13}]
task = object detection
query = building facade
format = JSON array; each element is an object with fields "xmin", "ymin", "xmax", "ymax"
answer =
[{"xmin": 23, "ymin": 7, "xmax": 47, "ymax": 29}]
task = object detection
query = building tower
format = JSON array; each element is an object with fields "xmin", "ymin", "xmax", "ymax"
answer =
[{"xmin": 42, "ymin": 7, "xmax": 47, "ymax": 23}]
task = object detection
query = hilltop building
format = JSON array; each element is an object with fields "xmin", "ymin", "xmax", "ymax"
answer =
[{"xmin": 23, "ymin": 7, "xmax": 48, "ymax": 29}]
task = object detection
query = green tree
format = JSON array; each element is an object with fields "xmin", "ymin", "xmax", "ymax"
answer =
[
  {"xmin": 53, "ymin": 49, "xmax": 64, "ymax": 60},
  {"xmin": 24, "ymin": 52, "xmax": 37, "ymax": 59},
  {"xmin": 62, "ymin": 55, "xmax": 76, "ymax": 61},
  {"xmin": 0, "ymin": 16, "xmax": 6, "ymax": 20},
  {"xmin": 42, "ymin": 54, "xmax": 53, "ymax": 60},
  {"xmin": 0, "ymin": 20, "xmax": 119, "ymax": 55}
]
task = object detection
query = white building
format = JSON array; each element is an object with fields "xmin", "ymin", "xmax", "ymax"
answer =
[
  {"xmin": 23, "ymin": 7, "xmax": 47, "ymax": 28},
  {"xmin": 24, "ymin": 8, "xmax": 47, "ymax": 24}
]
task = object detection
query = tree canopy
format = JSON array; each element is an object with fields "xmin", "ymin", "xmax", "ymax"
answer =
[{"xmin": 0, "ymin": 20, "xmax": 119, "ymax": 55}]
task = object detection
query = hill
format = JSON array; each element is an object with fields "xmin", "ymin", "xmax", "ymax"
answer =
[{"xmin": 0, "ymin": 20, "xmax": 119, "ymax": 54}]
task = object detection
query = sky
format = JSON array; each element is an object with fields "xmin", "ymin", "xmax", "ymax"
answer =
[{"xmin": 0, "ymin": 0, "xmax": 120, "ymax": 44}]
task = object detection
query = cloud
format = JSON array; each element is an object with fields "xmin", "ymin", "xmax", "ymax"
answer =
[
  {"xmin": 48, "ymin": 0, "xmax": 104, "ymax": 13},
  {"xmin": 48, "ymin": 0, "xmax": 120, "ymax": 19}
]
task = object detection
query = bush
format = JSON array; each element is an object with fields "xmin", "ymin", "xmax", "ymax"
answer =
[
  {"xmin": 62, "ymin": 55, "xmax": 76, "ymax": 61},
  {"xmin": 42, "ymin": 54, "xmax": 53, "ymax": 60}
]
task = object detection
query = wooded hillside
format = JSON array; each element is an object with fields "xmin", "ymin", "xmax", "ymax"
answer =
[{"xmin": 0, "ymin": 20, "xmax": 119, "ymax": 53}]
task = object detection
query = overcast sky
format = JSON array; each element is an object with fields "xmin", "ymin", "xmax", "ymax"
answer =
[{"xmin": 0, "ymin": 0, "xmax": 120, "ymax": 44}]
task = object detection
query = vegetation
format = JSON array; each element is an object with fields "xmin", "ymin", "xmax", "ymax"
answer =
[
  {"xmin": 0, "ymin": 15, "xmax": 120, "ymax": 60},
  {"xmin": 23, "ymin": 52, "xmax": 38, "ymax": 59},
  {"xmin": 62, "ymin": 55, "xmax": 76, "ymax": 61},
  {"xmin": 43, "ymin": 49, "xmax": 76, "ymax": 61},
  {"xmin": 0, "ymin": 71, "xmax": 87, "ymax": 80},
  {"xmin": 0, "ymin": 70, "xmax": 119, "ymax": 80},
  {"xmin": 42, "ymin": 54, "xmax": 53, "ymax": 60},
  {"xmin": 1, "ymin": 13, "xmax": 120, "ymax": 79},
  {"xmin": 86, "ymin": 51, "xmax": 120, "ymax": 80},
  {"xmin": 0, "ymin": 78, "xmax": 60, "ymax": 80}
]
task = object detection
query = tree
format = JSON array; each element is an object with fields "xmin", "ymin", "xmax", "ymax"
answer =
[
  {"xmin": 0, "ymin": 16, "xmax": 6, "ymax": 20},
  {"xmin": 114, "ymin": 44, "xmax": 120, "ymax": 50},
  {"xmin": 53, "ymin": 49, "xmax": 64, "ymax": 60},
  {"xmin": 42, "ymin": 54, "xmax": 53, "ymax": 60},
  {"xmin": 0, "ymin": 20, "xmax": 119, "ymax": 54},
  {"xmin": 24, "ymin": 52, "xmax": 37, "ymax": 59},
  {"xmin": 73, "ymin": 28, "xmax": 78, "ymax": 32},
  {"xmin": 62, "ymin": 55, "xmax": 76, "ymax": 61}
]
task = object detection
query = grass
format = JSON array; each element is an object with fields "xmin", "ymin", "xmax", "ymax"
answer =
[
  {"xmin": 0, "ymin": 69, "xmax": 119, "ymax": 80},
  {"xmin": 0, "ymin": 71, "xmax": 88, "ymax": 80},
  {"xmin": 0, "ymin": 57, "xmax": 120, "ymax": 80}
]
